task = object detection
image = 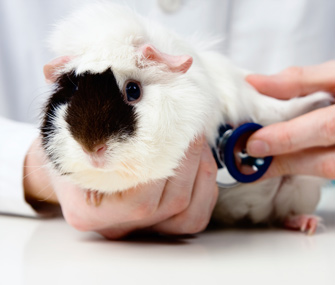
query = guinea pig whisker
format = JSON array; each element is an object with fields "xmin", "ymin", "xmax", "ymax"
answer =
[
  {"xmin": 121, "ymin": 161, "xmax": 138, "ymax": 175},
  {"xmin": 66, "ymin": 73, "xmax": 78, "ymax": 91},
  {"xmin": 25, "ymin": 150, "xmax": 50, "ymax": 156},
  {"xmin": 22, "ymin": 165, "xmax": 48, "ymax": 179},
  {"xmin": 23, "ymin": 164, "xmax": 49, "ymax": 168},
  {"xmin": 33, "ymin": 181, "xmax": 57, "ymax": 203}
]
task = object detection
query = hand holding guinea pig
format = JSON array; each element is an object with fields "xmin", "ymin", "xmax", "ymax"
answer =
[
  {"xmin": 246, "ymin": 60, "xmax": 335, "ymax": 179},
  {"xmin": 24, "ymin": 136, "xmax": 218, "ymax": 239}
]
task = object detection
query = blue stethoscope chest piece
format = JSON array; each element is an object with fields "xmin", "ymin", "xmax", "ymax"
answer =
[{"xmin": 212, "ymin": 123, "xmax": 273, "ymax": 188}]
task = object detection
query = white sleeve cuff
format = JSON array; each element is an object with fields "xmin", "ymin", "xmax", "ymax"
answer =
[{"xmin": 0, "ymin": 117, "xmax": 42, "ymax": 217}]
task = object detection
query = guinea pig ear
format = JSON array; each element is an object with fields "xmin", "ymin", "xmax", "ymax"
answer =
[
  {"xmin": 43, "ymin": 56, "xmax": 73, "ymax": 84},
  {"xmin": 139, "ymin": 44, "xmax": 193, "ymax": 74}
]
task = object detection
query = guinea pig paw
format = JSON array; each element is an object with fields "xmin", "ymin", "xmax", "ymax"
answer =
[
  {"xmin": 283, "ymin": 215, "xmax": 322, "ymax": 235},
  {"xmin": 84, "ymin": 190, "xmax": 104, "ymax": 207}
]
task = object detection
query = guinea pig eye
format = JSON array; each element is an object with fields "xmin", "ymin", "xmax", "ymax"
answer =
[{"xmin": 123, "ymin": 81, "xmax": 142, "ymax": 103}]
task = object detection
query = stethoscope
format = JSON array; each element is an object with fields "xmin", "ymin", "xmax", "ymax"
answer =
[{"xmin": 212, "ymin": 123, "xmax": 273, "ymax": 188}]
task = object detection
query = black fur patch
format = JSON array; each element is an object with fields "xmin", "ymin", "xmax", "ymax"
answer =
[
  {"xmin": 41, "ymin": 72, "xmax": 76, "ymax": 139},
  {"xmin": 40, "ymin": 72, "xmax": 77, "ymax": 171},
  {"xmin": 41, "ymin": 69, "xmax": 137, "ymax": 157}
]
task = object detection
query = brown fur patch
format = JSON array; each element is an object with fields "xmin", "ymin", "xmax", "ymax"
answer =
[{"xmin": 42, "ymin": 69, "xmax": 137, "ymax": 154}]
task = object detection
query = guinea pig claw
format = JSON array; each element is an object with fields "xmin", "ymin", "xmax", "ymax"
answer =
[
  {"xmin": 283, "ymin": 215, "xmax": 322, "ymax": 235},
  {"xmin": 85, "ymin": 190, "xmax": 104, "ymax": 207}
]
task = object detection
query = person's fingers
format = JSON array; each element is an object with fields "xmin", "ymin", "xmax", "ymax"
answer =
[
  {"xmin": 24, "ymin": 138, "xmax": 59, "ymax": 206},
  {"xmin": 56, "ymin": 136, "xmax": 218, "ymax": 239},
  {"xmin": 152, "ymin": 142, "xmax": 218, "ymax": 235},
  {"xmin": 99, "ymin": 137, "xmax": 207, "ymax": 239},
  {"xmin": 81, "ymin": 137, "xmax": 207, "ymax": 239},
  {"xmin": 246, "ymin": 60, "xmax": 335, "ymax": 99},
  {"xmin": 56, "ymin": 136, "xmax": 207, "ymax": 238},
  {"xmin": 261, "ymin": 146, "xmax": 335, "ymax": 179},
  {"xmin": 97, "ymin": 223, "xmax": 135, "ymax": 240},
  {"xmin": 247, "ymin": 104, "xmax": 335, "ymax": 157},
  {"xmin": 149, "ymin": 136, "xmax": 205, "ymax": 221},
  {"xmin": 55, "ymin": 177, "xmax": 166, "ymax": 232}
]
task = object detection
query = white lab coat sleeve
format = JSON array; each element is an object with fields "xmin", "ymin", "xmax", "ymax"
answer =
[{"xmin": 0, "ymin": 117, "xmax": 43, "ymax": 217}]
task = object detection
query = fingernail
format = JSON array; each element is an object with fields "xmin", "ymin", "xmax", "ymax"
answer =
[{"xmin": 247, "ymin": 140, "xmax": 270, "ymax": 156}]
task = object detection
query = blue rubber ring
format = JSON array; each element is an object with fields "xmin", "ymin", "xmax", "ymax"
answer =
[{"xmin": 223, "ymin": 123, "xmax": 273, "ymax": 183}]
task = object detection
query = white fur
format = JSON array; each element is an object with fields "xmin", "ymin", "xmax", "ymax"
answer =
[{"xmin": 45, "ymin": 2, "xmax": 332, "ymax": 224}]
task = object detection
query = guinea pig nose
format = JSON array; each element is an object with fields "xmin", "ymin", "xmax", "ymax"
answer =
[
  {"xmin": 93, "ymin": 144, "xmax": 107, "ymax": 155},
  {"xmin": 81, "ymin": 144, "xmax": 107, "ymax": 156}
]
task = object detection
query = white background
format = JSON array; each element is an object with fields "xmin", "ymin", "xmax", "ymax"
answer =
[{"xmin": 1, "ymin": 186, "xmax": 334, "ymax": 285}]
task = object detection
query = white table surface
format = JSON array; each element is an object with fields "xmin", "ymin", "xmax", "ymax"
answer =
[{"xmin": 1, "ymin": 186, "xmax": 334, "ymax": 285}]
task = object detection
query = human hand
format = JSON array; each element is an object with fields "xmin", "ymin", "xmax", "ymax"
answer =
[
  {"xmin": 245, "ymin": 60, "xmax": 335, "ymax": 179},
  {"xmin": 24, "ymin": 137, "xmax": 218, "ymax": 239}
]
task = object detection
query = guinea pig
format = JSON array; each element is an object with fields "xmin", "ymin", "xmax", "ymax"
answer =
[{"xmin": 40, "ymin": 2, "xmax": 332, "ymax": 234}]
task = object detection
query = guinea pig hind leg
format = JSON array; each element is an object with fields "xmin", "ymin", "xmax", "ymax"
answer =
[
  {"xmin": 84, "ymin": 190, "xmax": 104, "ymax": 207},
  {"xmin": 273, "ymin": 175, "xmax": 324, "ymax": 235}
]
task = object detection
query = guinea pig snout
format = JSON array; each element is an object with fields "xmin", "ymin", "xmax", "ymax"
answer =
[
  {"xmin": 82, "ymin": 143, "xmax": 107, "ymax": 155},
  {"xmin": 81, "ymin": 143, "xmax": 108, "ymax": 168}
]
